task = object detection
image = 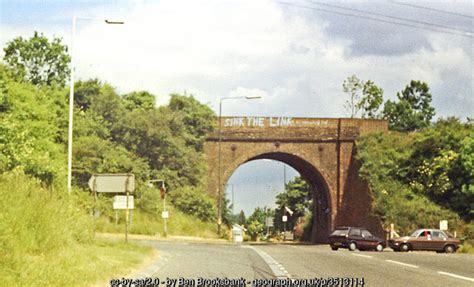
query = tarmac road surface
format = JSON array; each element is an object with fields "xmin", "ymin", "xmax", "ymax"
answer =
[{"xmin": 127, "ymin": 240, "xmax": 474, "ymax": 287}]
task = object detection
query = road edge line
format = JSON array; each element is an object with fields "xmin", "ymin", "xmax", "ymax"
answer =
[
  {"xmin": 242, "ymin": 245, "xmax": 290, "ymax": 279},
  {"xmin": 385, "ymin": 259, "xmax": 419, "ymax": 268},
  {"xmin": 437, "ymin": 271, "xmax": 474, "ymax": 282}
]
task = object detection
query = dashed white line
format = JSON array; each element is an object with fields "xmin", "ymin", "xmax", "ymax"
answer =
[
  {"xmin": 351, "ymin": 253, "xmax": 373, "ymax": 259},
  {"xmin": 437, "ymin": 271, "xmax": 474, "ymax": 282},
  {"xmin": 242, "ymin": 245, "xmax": 290, "ymax": 279},
  {"xmin": 385, "ymin": 259, "xmax": 419, "ymax": 268}
]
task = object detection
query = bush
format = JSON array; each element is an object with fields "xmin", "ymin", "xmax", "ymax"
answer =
[{"xmin": 169, "ymin": 186, "xmax": 216, "ymax": 221}]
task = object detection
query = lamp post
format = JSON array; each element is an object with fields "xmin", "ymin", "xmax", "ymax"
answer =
[
  {"xmin": 67, "ymin": 16, "xmax": 124, "ymax": 193},
  {"xmin": 217, "ymin": 95, "xmax": 262, "ymax": 235}
]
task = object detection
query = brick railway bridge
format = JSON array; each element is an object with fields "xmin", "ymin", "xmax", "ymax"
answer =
[{"xmin": 204, "ymin": 117, "xmax": 388, "ymax": 243}]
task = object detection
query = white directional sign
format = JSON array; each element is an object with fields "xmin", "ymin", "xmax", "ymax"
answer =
[
  {"xmin": 162, "ymin": 211, "xmax": 169, "ymax": 219},
  {"xmin": 439, "ymin": 220, "xmax": 448, "ymax": 231},
  {"xmin": 88, "ymin": 174, "xmax": 135, "ymax": 193},
  {"xmin": 265, "ymin": 217, "xmax": 274, "ymax": 227},
  {"xmin": 113, "ymin": 195, "xmax": 134, "ymax": 210},
  {"xmin": 282, "ymin": 215, "xmax": 288, "ymax": 222}
]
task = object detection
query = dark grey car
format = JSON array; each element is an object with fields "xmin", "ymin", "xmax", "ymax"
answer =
[{"xmin": 329, "ymin": 227, "xmax": 386, "ymax": 251}]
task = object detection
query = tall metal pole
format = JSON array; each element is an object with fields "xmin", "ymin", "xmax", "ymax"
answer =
[
  {"xmin": 216, "ymin": 95, "xmax": 262, "ymax": 236},
  {"xmin": 67, "ymin": 16, "xmax": 76, "ymax": 193},
  {"xmin": 217, "ymin": 99, "xmax": 223, "ymax": 235},
  {"xmin": 66, "ymin": 17, "xmax": 124, "ymax": 194}
]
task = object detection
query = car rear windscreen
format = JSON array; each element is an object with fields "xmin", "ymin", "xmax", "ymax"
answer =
[{"xmin": 331, "ymin": 229, "xmax": 348, "ymax": 236}]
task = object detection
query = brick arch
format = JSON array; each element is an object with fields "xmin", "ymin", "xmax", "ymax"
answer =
[
  {"xmin": 204, "ymin": 117, "xmax": 388, "ymax": 242},
  {"xmin": 247, "ymin": 152, "xmax": 332, "ymax": 243}
]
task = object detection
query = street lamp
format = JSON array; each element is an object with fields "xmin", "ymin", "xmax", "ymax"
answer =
[
  {"xmin": 67, "ymin": 16, "xmax": 124, "ymax": 193},
  {"xmin": 217, "ymin": 95, "xmax": 262, "ymax": 235}
]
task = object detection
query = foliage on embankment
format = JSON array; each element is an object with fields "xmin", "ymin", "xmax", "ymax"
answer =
[{"xmin": 356, "ymin": 118, "xmax": 473, "ymax": 238}]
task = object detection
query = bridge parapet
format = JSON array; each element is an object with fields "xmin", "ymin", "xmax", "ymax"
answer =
[{"xmin": 207, "ymin": 117, "xmax": 388, "ymax": 142}]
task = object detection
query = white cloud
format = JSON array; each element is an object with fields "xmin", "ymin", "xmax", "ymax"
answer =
[{"xmin": 1, "ymin": 0, "xmax": 472, "ymax": 119}]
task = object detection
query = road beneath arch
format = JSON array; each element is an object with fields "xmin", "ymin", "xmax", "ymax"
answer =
[{"xmin": 127, "ymin": 240, "xmax": 474, "ymax": 287}]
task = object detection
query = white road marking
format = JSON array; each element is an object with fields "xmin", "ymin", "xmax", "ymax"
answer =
[
  {"xmin": 242, "ymin": 245, "xmax": 290, "ymax": 279},
  {"xmin": 437, "ymin": 271, "xmax": 474, "ymax": 282},
  {"xmin": 385, "ymin": 259, "xmax": 419, "ymax": 268},
  {"xmin": 352, "ymin": 253, "xmax": 373, "ymax": 259}
]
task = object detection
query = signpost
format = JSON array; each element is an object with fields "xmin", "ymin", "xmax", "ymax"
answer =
[
  {"xmin": 265, "ymin": 217, "xmax": 274, "ymax": 237},
  {"xmin": 88, "ymin": 173, "xmax": 135, "ymax": 242},
  {"xmin": 113, "ymin": 195, "xmax": 135, "ymax": 209},
  {"xmin": 88, "ymin": 174, "xmax": 135, "ymax": 193},
  {"xmin": 148, "ymin": 180, "xmax": 168, "ymax": 237}
]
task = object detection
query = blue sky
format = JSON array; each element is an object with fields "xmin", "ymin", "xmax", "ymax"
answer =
[{"xmin": 1, "ymin": 0, "xmax": 472, "ymax": 215}]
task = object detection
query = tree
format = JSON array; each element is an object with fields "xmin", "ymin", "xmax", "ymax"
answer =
[
  {"xmin": 168, "ymin": 94, "xmax": 215, "ymax": 151},
  {"xmin": 343, "ymin": 75, "xmax": 384, "ymax": 118},
  {"xmin": 383, "ymin": 80, "xmax": 435, "ymax": 131},
  {"xmin": 274, "ymin": 177, "xmax": 312, "ymax": 232},
  {"xmin": 246, "ymin": 207, "xmax": 267, "ymax": 240},
  {"xmin": 237, "ymin": 210, "xmax": 246, "ymax": 226},
  {"xmin": 358, "ymin": 80, "xmax": 383, "ymax": 118},
  {"xmin": 74, "ymin": 79, "xmax": 102, "ymax": 111},
  {"xmin": 0, "ymin": 65, "xmax": 11, "ymax": 112},
  {"xmin": 122, "ymin": 91, "xmax": 156, "ymax": 111},
  {"xmin": 3, "ymin": 31, "xmax": 70, "ymax": 86},
  {"xmin": 343, "ymin": 75, "xmax": 363, "ymax": 118}
]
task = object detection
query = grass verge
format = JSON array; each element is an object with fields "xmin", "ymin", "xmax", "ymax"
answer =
[
  {"xmin": 0, "ymin": 171, "xmax": 154, "ymax": 286},
  {"xmin": 459, "ymin": 240, "xmax": 474, "ymax": 254},
  {"xmin": 2, "ymin": 239, "xmax": 152, "ymax": 286},
  {"xmin": 95, "ymin": 207, "xmax": 218, "ymax": 238}
]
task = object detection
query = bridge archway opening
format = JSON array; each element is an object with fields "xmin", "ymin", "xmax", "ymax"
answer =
[{"xmin": 224, "ymin": 152, "xmax": 332, "ymax": 243}]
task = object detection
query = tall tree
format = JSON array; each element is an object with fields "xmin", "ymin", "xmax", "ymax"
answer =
[
  {"xmin": 168, "ymin": 94, "xmax": 215, "ymax": 151},
  {"xmin": 343, "ymin": 75, "xmax": 363, "ymax": 118},
  {"xmin": 383, "ymin": 80, "xmax": 435, "ymax": 131},
  {"xmin": 343, "ymin": 75, "xmax": 384, "ymax": 118},
  {"xmin": 237, "ymin": 210, "xmax": 246, "ymax": 226},
  {"xmin": 358, "ymin": 80, "xmax": 384, "ymax": 119},
  {"xmin": 3, "ymin": 31, "xmax": 70, "ymax": 86}
]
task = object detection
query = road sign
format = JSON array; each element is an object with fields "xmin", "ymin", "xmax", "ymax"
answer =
[
  {"xmin": 88, "ymin": 174, "xmax": 135, "ymax": 193},
  {"xmin": 265, "ymin": 217, "xmax": 274, "ymax": 227},
  {"xmin": 282, "ymin": 215, "xmax": 288, "ymax": 222},
  {"xmin": 162, "ymin": 211, "xmax": 169, "ymax": 219},
  {"xmin": 439, "ymin": 220, "xmax": 448, "ymax": 231},
  {"xmin": 113, "ymin": 195, "xmax": 134, "ymax": 209}
]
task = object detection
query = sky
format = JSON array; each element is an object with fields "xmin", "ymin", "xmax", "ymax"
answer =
[{"xmin": 1, "ymin": 0, "xmax": 473, "ymax": 215}]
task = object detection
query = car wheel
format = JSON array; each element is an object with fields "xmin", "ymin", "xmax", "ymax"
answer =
[
  {"xmin": 348, "ymin": 242, "xmax": 357, "ymax": 251},
  {"xmin": 400, "ymin": 243, "xmax": 410, "ymax": 252},
  {"xmin": 375, "ymin": 243, "xmax": 384, "ymax": 252},
  {"xmin": 444, "ymin": 245, "xmax": 455, "ymax": 254},
  {"xmin": 331, "ymin": 246, "xmax": 338, "ymax": 251}
]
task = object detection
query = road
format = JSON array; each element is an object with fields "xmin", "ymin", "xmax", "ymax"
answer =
[{"xmin": 129, "ymin": 240, "xmax": 474, "ymax": 287}]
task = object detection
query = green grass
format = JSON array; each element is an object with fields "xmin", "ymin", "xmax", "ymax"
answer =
[
  {"xmin": 0, "ymin": 171, "xmax": 154, "ymax": 286},
  {"xmin": 459, "ymin": 240, "xmax": 474, "ymax": 254},
  {"xmin": 95, "ymin": 206, "xmax": 219, "ymax": 238},
  {"xmin": 2, "ymin": 239, "xmax": 152, "ymax": 287}
]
